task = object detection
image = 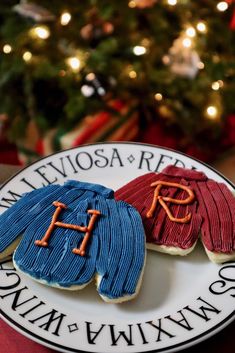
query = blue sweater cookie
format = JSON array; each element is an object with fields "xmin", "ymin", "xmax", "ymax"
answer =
[{"xmin": 0, "ymin": 181, "xmax": 146, "ymax": 303}]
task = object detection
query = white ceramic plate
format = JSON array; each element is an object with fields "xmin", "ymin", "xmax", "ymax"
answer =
[{"xmin": 0, "ymin": 142, "xmax": 234, "ymax": 353}]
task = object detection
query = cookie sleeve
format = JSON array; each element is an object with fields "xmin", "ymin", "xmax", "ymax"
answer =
[
  {"xmin": 0, "ymin": 185, "xmax": 59, "ymax": 257},
  {"xmin": 196, "ymin": 180, "xmax": 235, "ymax": 254}
]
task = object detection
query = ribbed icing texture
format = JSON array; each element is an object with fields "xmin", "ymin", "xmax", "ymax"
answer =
[
  {"xmin": 0, "ymin": 181, "xmax": 145, "ymax": 300},
  {"xmin": 115, "ymin": 165, "xmax": 235, "ymax": 254}
]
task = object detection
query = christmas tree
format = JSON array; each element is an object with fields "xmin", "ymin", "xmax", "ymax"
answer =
[{"xmin": 0, "ymin": 0, "xmax": 235, "ymax": 164}]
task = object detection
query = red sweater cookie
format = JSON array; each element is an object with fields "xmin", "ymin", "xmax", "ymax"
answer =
[{"xmin": 115, "ymin": 165, "xmax": 235, "ymax": 263}]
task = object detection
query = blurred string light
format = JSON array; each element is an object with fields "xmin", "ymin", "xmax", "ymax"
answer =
[
  {"xmin": 60, "ymin": 12, "xmax": 72, "ymax": 26},
  {"xmin": 86, "ymin": 72, "xmax": 96, "ymax": 81},
  {"xmin": 133, "ymin": 45, "xmax": 146, "ymax": 56},
  {"xmin": 206, "ymin": 105, "xmax": 218, "ymax": 119},
  {"xmin": 3, "ymin": 44, "xmax": 12, "ymax": 54},
  {"xmin": 129, "ymin": 70, "xmax": 137, "ymax": 79},
  {"xmin": 186, "ymin": 27, "xmax": 196, "ymax": 38},
  {"xmin": 167, "ymin": 0, "xmax": 177, "ymax": 6},
  {"xmin": 128, "ymin": 1, "xmax": 136, "ymax": 8},
  {"xmin": 212, "ymin": 80, "xmax": 224, "ymax": 90},
  {"xmin": 182, "ymin": 37, "xmax": 192, "ymax": 48},
  {"xmin": 30, "ymin": 26, "xmax": 50, "ymax": 39},
  {"xmin": 197, "ymin": 61, "xmax": 205, "ymax": 69},
  {"xmin": 217, "ymin": 2, "xmax": 229, "ymax": 12},
  {"xmin": 154, "ymin": 93, "xmax": 163, "ymax": 101},
  {"xmin": 212, "ymin": 81, "xmax": 220, "ymax": 91},
  {"xmin": 196, "ymin": 22, "xmax": 207, "ymax": 33},
  {"xmin": 81, "ymin": 85, "xmax": 95, "ymax": 97},
  {"xmin": 66, "ymin": 56, "xmax": 81, "ymax": 72},
  {"xmin": 23, "ymin": 51, "xmax": 32, "ymax": 62}
]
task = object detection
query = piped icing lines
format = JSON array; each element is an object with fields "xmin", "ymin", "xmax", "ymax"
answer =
[
  {"xmin": 115, "ymin": 170, "xmax": 201, "ymax": 251},
  {"xmin": 146, "ymin": 180, "xmax": 195, "ymax": 223},
  {"xmin": 115, "ymin": 165, "xmax": 235, "ymax": 260},
  {"xmin": 96, "ymin": 199, "xmax": 145, "ymax": 300},
  {"xmin": 61, "ymin": 209, "xmax": 101, "ymax": 256},
  {"xmin": 35, "ymin": 200, "xmax": 101, "ymax": 257},
  {"xmin": 0, "ymin": 184, "xmax": 79, "ymax": 256},
  {"xmin": 0, "ymin": 180, "xmax": 146, "ymax": 302},
  {"xmin": 35, "ymin": 201, "xmax": 67, "ymax": 248},
  {"xmin": 195, "ymin": 180, "xmax": 235, "ymax": 253}
]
